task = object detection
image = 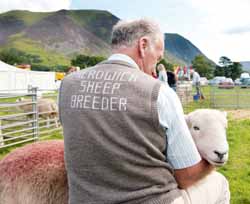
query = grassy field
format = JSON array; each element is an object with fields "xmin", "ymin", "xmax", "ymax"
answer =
[
  {"xmin": 221, "ymin": 119, "xmax": 250, "ymax": 204},
  {"xmin": 4, "ymin": 34, "xmax": 71, "ymax": 67},
  {"xmin": 1, "ymin": 87, "xmax": 250, "ymax": 203},
  {"xmin": 183, "ymin": 86, "xmax": 250, "ymax": 204},
  {"xmin": 183, "ymin": 85, "xmax": 250, "ymax": 112}
]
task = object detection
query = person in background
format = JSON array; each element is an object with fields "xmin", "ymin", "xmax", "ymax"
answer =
[
  {"xmin": 157, "ymin": 63, "xmax": 177, "ymax": 91},
  {"xmin": 67, "ymin": 66, "xmax": 80, "ymax": 75},
  {"xmin": 192, "ymin": 69, "xmax": 205, "ymax": 99},
  {"xmin": 157, "ymin": 63, "xmax": 168, "ymax": 83},
  {"xmin": 59, "ymin": 18, "xmax": 229, "ymax": 204},
  {"xmin": 167, "ymin": 70, "xmax": 178, "ymax": 91},
  {"xmin": 177, "ymin": 67, "xmax": 185, "ymax": 81}
]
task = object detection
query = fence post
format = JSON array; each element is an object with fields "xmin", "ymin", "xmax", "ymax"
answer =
[
  {"xmin": 0, "ymin": 119, "xmax": 3, "ymax": 146},
  {"xmin": 236, "ymin": 87, "xmax": 239, "ymax": 109},
  {"xmin": 29, "ymin": 86, "xmax": 39, "ymax": 141},
  {"xmin": 210, "ymin": 85, "xmax": 214, "ymax": 108}
]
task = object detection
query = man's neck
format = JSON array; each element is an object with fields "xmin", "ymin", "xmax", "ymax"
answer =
[{"xmin": 112, "ymin": 47, "xmax": 141, "ymax": 66}]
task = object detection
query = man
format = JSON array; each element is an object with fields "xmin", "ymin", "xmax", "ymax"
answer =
[
  {"xmin": 192, "ymin": 69, "xmax": 205, "ymax": 99},
  {"xmin": 59, "ymin": 19, "xmax": 229, "ymax": 204}
]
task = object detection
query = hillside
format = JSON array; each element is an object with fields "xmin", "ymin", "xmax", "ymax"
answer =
[
  {"xmin": 0, "ymin": 10, "xmax": 119, "ymax": 67},
  {"xmin": 164, "ymin": 33, "xmax": 207, "ymax": 65},
  {"xmin": 0, "ymin": 9, "xmax": 212, "ymax": 68},
  {"xmin": 240, "ymin": 61, "xmax": 250, "ymax": 72}
]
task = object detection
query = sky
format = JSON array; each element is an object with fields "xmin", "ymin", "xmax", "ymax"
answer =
[{"xmin": 0, "ymin": 0, "xmax": 250, "ymax": 63}]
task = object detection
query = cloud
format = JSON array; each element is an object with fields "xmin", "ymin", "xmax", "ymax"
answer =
[
  {"xmin": 225, "ymin": 25, "xmax": 250, "ymax": 35},
  {"xmin": 0, "ymin": 0, "xmax": 72, "ymax": 13},
  {"xmin": 178, "ymin": 0, "xmax": 250, "ymax": 62},
  {"xmin": 1, "ymin": 0, "xmax": 250, "ymax": 62}
]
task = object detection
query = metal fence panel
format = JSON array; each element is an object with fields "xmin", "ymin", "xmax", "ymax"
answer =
[
  {"xmin": 179, "ymin": 84, "xmax": 250, "ymax": 112},
  {"xmin": 0, "ymin": 86, "xmax": 62, "ymax": 149}
]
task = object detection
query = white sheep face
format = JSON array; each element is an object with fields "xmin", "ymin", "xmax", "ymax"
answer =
[{"xmin": 185, "ymin": 109, "xmax": 229, "ymax": 167}]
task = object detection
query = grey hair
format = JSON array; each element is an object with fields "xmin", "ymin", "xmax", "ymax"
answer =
[{"xmin": 111, "ymin": 18, "xmax": 163, "ymax": 49}]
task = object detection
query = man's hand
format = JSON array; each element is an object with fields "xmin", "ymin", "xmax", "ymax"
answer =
[{"xmin": 174, "ymin": 159, "xmax": 215, "ymax": 189}]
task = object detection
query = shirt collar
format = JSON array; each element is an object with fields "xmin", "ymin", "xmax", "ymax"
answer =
[{"xmin": 108, "ymin": 54, "xmax": 139, "ymax": 70}]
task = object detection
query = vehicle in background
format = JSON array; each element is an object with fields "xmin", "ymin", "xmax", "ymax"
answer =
[
  {"xmin": 240, "ymin": 72, "xmax": 250, "ymax": 79},
  {"xmin": 240, "ymin": 78, "xmax": 250, "ymax": 88},
  {"xmin": 209, "ymin": 76, "xmax": 226, "ymax": 86},
  {"xmin": 200, "ymin": 77, "xmax": 208, "ymax": 86},
  {"xmin": 218, "ymin": 78, "xmax": 234, "ymax": 89},
  {"xmin": 234, "ymin": 78, "xmax": 242, "ymax": 86}
]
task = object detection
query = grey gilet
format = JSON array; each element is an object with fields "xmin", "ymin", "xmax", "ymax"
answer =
[{"xmin": 59, "ymin": 60, "xmax": 181, "ymax": 204}]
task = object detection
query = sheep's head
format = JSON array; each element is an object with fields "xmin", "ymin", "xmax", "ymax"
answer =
[
  {"xmin": 185, "ymin": 109, "xmax": 229, "ymax": 167},
  {"xmin": 16, "ymin": 97, "xmax": 24, "ymax": 102}
]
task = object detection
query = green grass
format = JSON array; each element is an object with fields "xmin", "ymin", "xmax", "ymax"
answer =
[
  {"xmin": 183, "ymin": 85, "xmax": 250, "ymax": 112},
  {"xmin": 0, "ymin": 131, "xmax": 63, "ymax": 160},
  {"xmin": 4, "ymin": 34, "xmax": 71, "ymax": 67},
  {"xmin": 68, "ymin": 10, "xmax": 116, "ymax": 42},
  {"xmin": 219, "ymin": 119, "xmax": 250, "ymax": 204},
  {"xmin": 0, "ymin": 10, "xmax": 53, "ymax": 26}
]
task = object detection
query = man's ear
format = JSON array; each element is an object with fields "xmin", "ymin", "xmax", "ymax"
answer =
[
  {"xmin": 139, "ymin": 36, "xmax": 149, "ymax": 58},
  {"xmin": 184, "ymin": 114, "xmax": 192, "ymax": 128}
]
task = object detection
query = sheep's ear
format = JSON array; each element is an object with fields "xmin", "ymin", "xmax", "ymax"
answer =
[
  {"xmin": 223, "ymin": 111, "xmax": 227, "ymax": 118},
  {"xmin": 224, "ymin": 112, "xmax": 228, "ymax": 128},
  {"xmin": 16, "ymin": 97, "xmax": 23, "ymax": 102},
  {"xmin": 220, "ymin": 111, "xmax": 228, "ymax": 128},
  {"xmin": 184, "ymin": 115, "xmax": 192, "ymax": 128}
]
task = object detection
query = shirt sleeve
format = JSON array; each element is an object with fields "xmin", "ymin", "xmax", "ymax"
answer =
[{"xmin": 157, "ymin": 84, "xmax": 201, "ymax": 169}]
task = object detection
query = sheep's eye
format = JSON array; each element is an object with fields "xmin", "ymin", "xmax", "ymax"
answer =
[{"xmin": 193, "ymin": 126, "xmax": 200, "ymax": 131}]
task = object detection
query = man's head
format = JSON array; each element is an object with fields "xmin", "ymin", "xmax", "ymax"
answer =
[{"xmin": 111, "ymin": 18, "xmax": 164, "ymax": 76}]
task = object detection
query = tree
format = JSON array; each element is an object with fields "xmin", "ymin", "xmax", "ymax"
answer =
[
  {"xmin": 0, "ymin": 48, "xmax": 25, "ymax": 65},
  {"xmin": 229, "ymin": 62, "xmax": 243, "ymax": 80},
  {"xmin": 191, "ymin": 55, "xmax": 214, "ymax": 79},
  {"xmin": 0, "ymin": 48, "xmax": 42, "ymax": 65},
  {"xmin": 219, "ymin": 56, "xmax": 232, "ymax": 67},
  {"xmin": 31, "ymin": 64, "xmax": 50, "ymax": 71},
  {"xmin": 214, "ymin": 65, "xmax": 225, "ymax": 77},
  {"xmin": 71, "ymin": 55, "xmax": 106, "ymax": 69},
  {"xmin": 215, "ymin": 56, "xmax": 242, "ymax": 80},
  {"xmin": 157, "ymin": 58, "xmax": 174, "ymax": 71}
]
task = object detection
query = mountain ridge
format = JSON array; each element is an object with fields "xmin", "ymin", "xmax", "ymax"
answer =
[
  {"xmin": 0, "ymin": 9, "xmax": 213, "ymax": 68},
  {"xmin": 240, "ymin": 61, "xmax": 250, "ymax": 72}
]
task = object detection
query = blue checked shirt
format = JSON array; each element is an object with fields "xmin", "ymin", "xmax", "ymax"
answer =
[{"xmin": 108, "ymin": 54, "xmax": 201, "ymax": 169}]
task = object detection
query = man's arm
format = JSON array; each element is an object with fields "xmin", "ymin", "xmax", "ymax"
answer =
[
  {"xmin": 157, "ymin": 85, "xmax": 214, "ymax": 189},
  {"xmin": 174, "ymin": 159, "xmax": 214, "ymax": 189}
]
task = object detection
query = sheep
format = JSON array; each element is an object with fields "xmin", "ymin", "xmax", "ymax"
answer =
[
  {"xmin": 185, "ymin": 109, "xmax": 229, "ymax": 166},
  {"xmin": 16, "ymin": 97, "xmax": 59, "ymax": 128},
  {"xmin": 0, "ymin": 109, "xmax": 228, "ymax": 204},
  {"xmin": 0, "ymin": 140, "xmax": 67, "ymax": 204}
]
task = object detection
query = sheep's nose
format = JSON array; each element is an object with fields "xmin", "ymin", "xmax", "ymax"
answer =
[{"xmin": 214, "ymin": 151, "xmax": 227, "ymax": 160}]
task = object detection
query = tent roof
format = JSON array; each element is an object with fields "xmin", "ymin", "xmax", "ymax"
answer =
[{"xmin": 0, "ymin": 60, "xmax": 22, "ymax": 71}]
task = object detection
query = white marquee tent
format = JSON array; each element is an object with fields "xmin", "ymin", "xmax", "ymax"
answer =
[{"xmin": 0, "ymin": 60, "xmax": 57, "ymax": 93}]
